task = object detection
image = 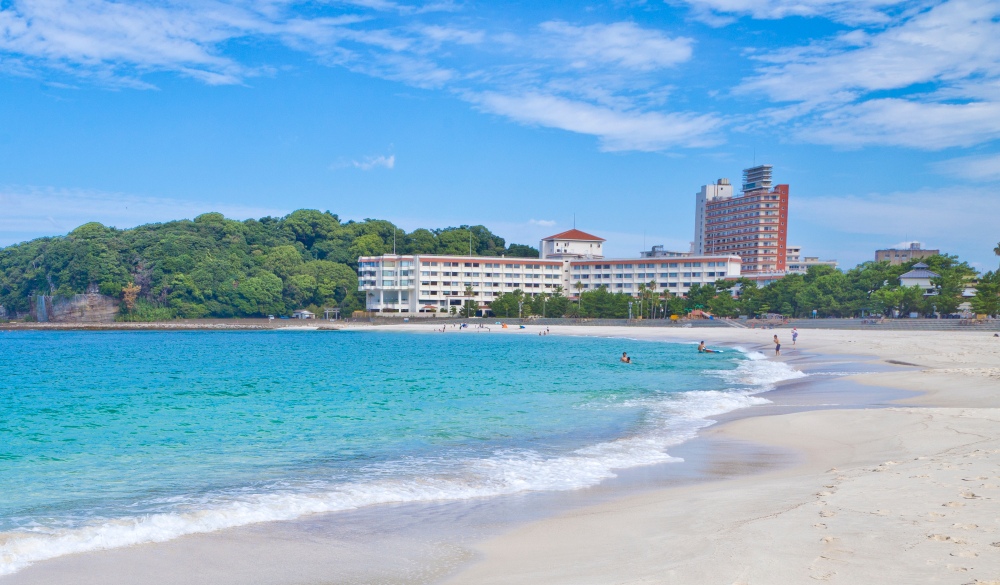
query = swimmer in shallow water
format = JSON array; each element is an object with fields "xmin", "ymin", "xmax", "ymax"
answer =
[
  {"xmin": 620, "ymin": 352, "xmax": 631, "ymax": 363},
  {"xmin": 698, "ymin": 341, "xmax": 716, "ymax": 353}
]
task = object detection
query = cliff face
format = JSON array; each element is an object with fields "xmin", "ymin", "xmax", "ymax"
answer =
[{"xmin": 32, "ymin": 294, "xmax": 120, "ymax": 323}]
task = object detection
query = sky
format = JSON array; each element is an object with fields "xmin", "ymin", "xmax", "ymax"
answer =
[{"xmin": 1, "ymin": 0, "xmax": 998, "ymax": 271}]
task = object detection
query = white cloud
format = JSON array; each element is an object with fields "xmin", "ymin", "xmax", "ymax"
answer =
[
  {"xmin": 529, "ymin": 219, "xmax": 556, "ymax": 226},
  {"xmin": 934, "ymin": 153, "xmax": 1000, "ymax": 182},
  {"xmin": 471, "ymin": 91, "xmax": 724, "ymax": 151},
  {"xmin": 0, "ymin": 185, "xmax": 286, "ymax": 246},
  {"xmin": 352, "ymin": 154, "xmax": 396, "ymax": 170},
  {"xmin": 539, "ymin": 21, "xmax": 693, "ymax": 71},
  {"xmin": 417, "ymin": 25, "xmax": 485, "ymax": 46},
  {"xmin": 738, "ymin": 0, "xmax": 1000, "ymax": 149},
  {"xmin": 677, "ymin": 0, "xmax": 911, "ymax": 25},
  {"xmin": 800, "ymin": 99, "xmax": 1000, "ymax": 149}
]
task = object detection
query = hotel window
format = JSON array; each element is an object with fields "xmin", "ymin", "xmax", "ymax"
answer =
[
  {"xmin": 682, "ymin": 282, "xmax": 692, "ymax": 287},
  {"xmin": 614, "ymin": 264, "xmax": 623, "ymax": 269},
  {"xmin": 382, "ymin": 280, "xmax": 395, "ymax": 286},
  {"xmin": 384, "ymin": 262, "xmax": 396, "ymax": 267},
  {"xmin": 615, "ymin": 284, "xmax": 624, "ymax": 288},
  {"xmin": 682, "ymin": 272, "xmax": 691, "ymax": 277},
  {"xmin": 624, "ymin": 264, "xmax": 633, "ymax": 268},
  {"xmin": 624, "ymin": 284, "xmax": 632, "ymax": 289},
  {"xmin": 692, "ymin": 272, "xmax": 701, "ymax": 277}
]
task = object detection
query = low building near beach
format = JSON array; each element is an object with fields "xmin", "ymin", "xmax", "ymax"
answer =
[
  {"xmin": 292, "ymin": 309, "xmax": 316, "ymax": 319},
  {"xmin": 358, "ymin": 247, "xmax": 742, "ymax": 315},
  {"xmin": 899, "ymin": 262, "xmax": 939, "ymax": 295}
]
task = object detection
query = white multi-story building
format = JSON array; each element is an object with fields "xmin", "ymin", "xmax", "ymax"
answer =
[
  {"xmin": 693, "ymin": 178, "xmax": 734, "ymax": 256},
  {"xmin": 359, "ymin": 254, "xmax": 566, "ymax": 314},
  {"xmin": 358, "ymin": 229, "xmax": 743, "ymax": 315},
  {"xmin": 567, "ymin": 256, "xmax": 742, "ymax": 296}
]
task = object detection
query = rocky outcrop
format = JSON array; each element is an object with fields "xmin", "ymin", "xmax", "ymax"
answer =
[{"xmin": 32, "ymin": 294, "xmax": 120, "ymax": 323}]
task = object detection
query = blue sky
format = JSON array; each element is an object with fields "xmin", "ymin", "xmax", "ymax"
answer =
[{"xmin": 1, "ymin": 0, "xmax": 999, "ymax": 270}]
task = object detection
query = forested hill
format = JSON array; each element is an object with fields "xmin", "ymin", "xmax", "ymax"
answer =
[{"xmin": 0, "ymin": 210, "xmax": 539, "ymax": 319}]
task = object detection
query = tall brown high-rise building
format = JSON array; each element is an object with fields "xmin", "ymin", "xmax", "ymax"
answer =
[{"xmin": 695, "ymin": 165, "xmax": 789, "ymax": 275}]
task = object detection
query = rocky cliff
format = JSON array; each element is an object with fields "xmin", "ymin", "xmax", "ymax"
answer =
[{"xmin": 32, "ymin": 294, "xmax": 120, "ymax": 323}]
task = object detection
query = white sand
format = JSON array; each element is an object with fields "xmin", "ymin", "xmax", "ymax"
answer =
[{"xmin": 427, "ymin": 325, "xmax": 1000, "ymax": 584}]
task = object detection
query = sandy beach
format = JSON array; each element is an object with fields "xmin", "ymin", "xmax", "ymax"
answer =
[
  {"xmin": 4, "ymin": 325, "xmax": 999, "ymax": 584},
  {"xmin": 432, "ymin": 325, "xmax": 1000, "ymax": 585}
]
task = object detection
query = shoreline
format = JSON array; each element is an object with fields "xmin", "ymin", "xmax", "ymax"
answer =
[
  {"xmin": 438, "ymin": 326, "xmax": 1000, "ymax": 584},
  {"xmin": 4, "ymin": 327, "xmax": 999, "ymax": 584}
]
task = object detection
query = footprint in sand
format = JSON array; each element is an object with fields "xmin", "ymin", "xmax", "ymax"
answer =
[
  {"xmin": 814, "ymin": 523, "xmax": 827, "ymax": 529},
  {"xmin": 944, "ymin": 502, "xmax": 966, "ymax": 507},
  {"xmin": 952, "ymin": 523, "xmax": 979, "ymax": 529},
  {"xmin": 820, "ymin": 511, "xmax": 836, "ymax": 518},
  {"xmin": 821, "ymin": 536, "xmax": 838, "ymax": 543},
  {"xmin": 929, "ymin": 534, "xmax": 953, "ymax": 541},
  {"xmin": 817, "ymin": 491, "xmax": 834, "ymax": 497},
  {"xmin": 961, "ymin": 492, "xmax": 980, "ymax": 499},
  {"xmin": 950, "ymin": 551, "xmax": 977, "ymax": 558}
]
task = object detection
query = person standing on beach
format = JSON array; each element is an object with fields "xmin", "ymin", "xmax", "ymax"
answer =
[
  {"xmin": 792, "ymin": 328, "xmax": 798, "ymax": 345},
  {"xmin": 773, "ymin": 335, "xmax": 781, "ymax": 356}
]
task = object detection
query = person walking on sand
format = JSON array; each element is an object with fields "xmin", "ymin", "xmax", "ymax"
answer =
[
  {"xmin": 792, "ymin": 328, "xmax": 798, "ymax": 345},
  {"xmin": 773, "ymin": 335, "xmax": 781, "ymax": 356}
]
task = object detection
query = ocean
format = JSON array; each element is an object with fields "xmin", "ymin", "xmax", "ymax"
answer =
[{"xmin": 0, "ymin": 329, "xmax": 803, "ymax": 576}]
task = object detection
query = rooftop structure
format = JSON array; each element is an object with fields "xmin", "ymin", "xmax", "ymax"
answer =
[
  {"xmin": 539, "ymin": 229, "xmax": 605, "ymax": 260},
  {"xmin": 640, "ymin": 245, "xmax": 692, "ymax": 258},
  {"xmin": 876, "ymin": 242, "xmax": 939, "ymax": 265},
  {"xmin": 742, "ymin": 165, "xmax": 773, "ymax": 193}
]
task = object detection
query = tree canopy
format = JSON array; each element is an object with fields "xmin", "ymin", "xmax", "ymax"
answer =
[{"xmin": 0, "ymin": 210, "xmax": 537, "ymax": 319}]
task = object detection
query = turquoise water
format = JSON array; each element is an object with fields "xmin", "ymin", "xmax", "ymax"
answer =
[{"xmin": 0, "ymin": 330, "xmax": 800, "ymax": 574}]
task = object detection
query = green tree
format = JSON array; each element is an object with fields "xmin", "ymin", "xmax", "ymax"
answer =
[
  {"xmin": 505, "ymin": 244, "xmax": 540, "ymax": 258},
  {"xmin": 971, "ymin": 271, "xmax": 1000, "ymax": 316}
]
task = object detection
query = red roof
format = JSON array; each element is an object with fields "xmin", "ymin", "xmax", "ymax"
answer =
[{"xmin": 542, "ymin": 229, "xmax": 605, "ymax": 242}]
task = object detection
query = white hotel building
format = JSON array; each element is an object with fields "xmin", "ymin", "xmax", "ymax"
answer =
[{"xmin": 358, "ymin": 230, "xmax": 742, "ymax": 314}]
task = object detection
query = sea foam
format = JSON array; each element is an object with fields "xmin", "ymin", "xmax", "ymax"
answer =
[{"xmin": 0, "ymin": 345, "xmax": 806, "ymax": 576}]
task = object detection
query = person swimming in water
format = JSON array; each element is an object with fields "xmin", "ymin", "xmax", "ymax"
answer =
[
  {"xmin": 698, "ymin": 341, "xmax": 716, "ymax": 353},
  {"xmin": 620, "ymin": 352, "xmax": 631, "ymax": 363}
]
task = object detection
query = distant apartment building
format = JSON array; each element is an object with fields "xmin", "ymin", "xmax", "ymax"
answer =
[
  {"xmin": 359, "ymin": 230, "xmax": 742, "ymax": 314},
  {"xmin": 694, "ymin": 165, "xmax": 789, "ymax": 276},
  {"xmin": 786, "ymin": 245, "xmax": 838, "ymax": 275},
  {"xmin": 875, "ymin": 242, "xmax": 939, "ymax": 265}
]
